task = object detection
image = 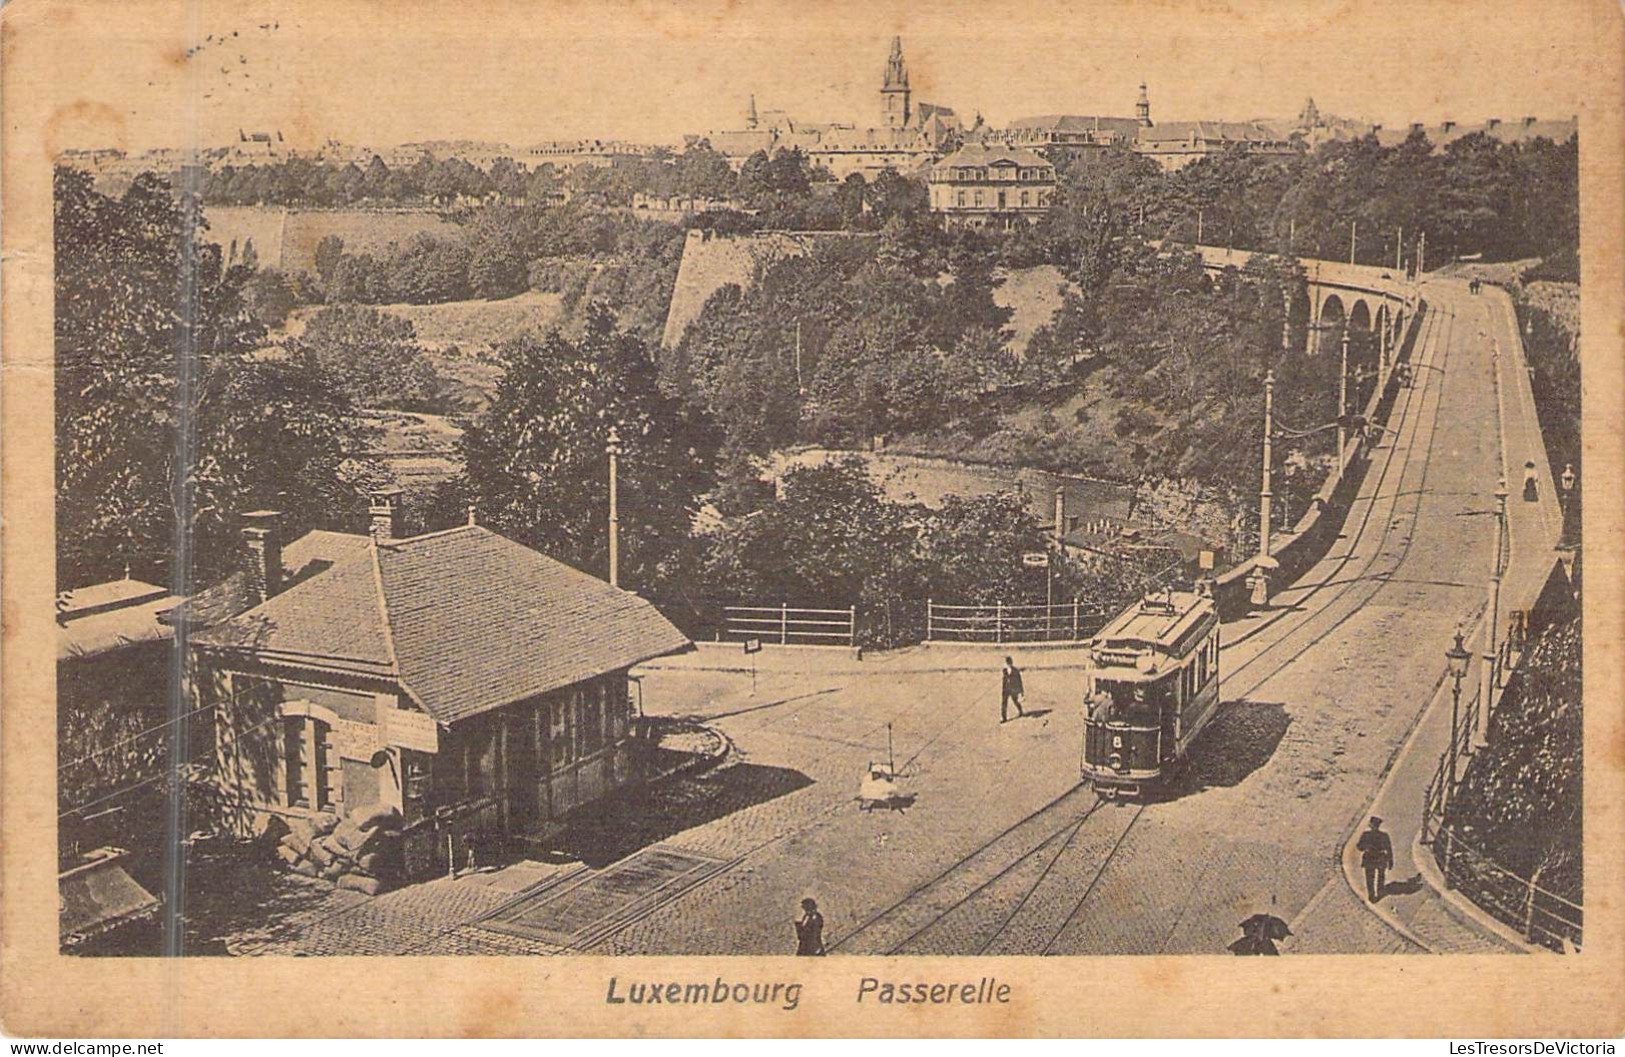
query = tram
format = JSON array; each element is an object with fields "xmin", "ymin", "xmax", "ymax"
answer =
[{"xmin": 1081, "ymin": 588, "xmax": 1221, "ymax": 800}]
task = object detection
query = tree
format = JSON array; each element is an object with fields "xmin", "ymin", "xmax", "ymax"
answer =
[
  {"xmin": 54, "ymin": 167, "xmax": 363, "ymax": 588},
  {"xmin": 698, "ymin": 457, "xmax": 924, "ymax": 644},
  {"xmin": 289, "ymin": 305, "xmax": 447, "ymax": 411},
  {"xmin": 240, "ymin": 267, "xmax": 297, "ymax": 328},
  {"xmin": 468, "ymin": 238, "xmax": 528, "ymax": 300},
  {"xmin": 313, "ymin": 233, "xmax": 345, "ymax": 282},
  {"xmin": 459, "ymin": 307, "xmax": 718, "ymax": 593},
  {"xmin": 920, "ymin": 493, "xmax": 1052, "ymax": 604},
  {"xmin": 676, "ymin": 142, "xmax": 737, "ymax": 200}
]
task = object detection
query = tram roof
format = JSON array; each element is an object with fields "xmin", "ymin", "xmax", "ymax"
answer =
[{"xmin": 1093, "ymin": 590, "xmax": 1214, "ymax": 651}]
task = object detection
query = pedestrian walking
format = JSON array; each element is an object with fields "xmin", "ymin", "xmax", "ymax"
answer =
[
  {"xmin": 1000, "ymin": 656, "xmax": 1026, "ymax": 723},
  {"xmin": 794, "ymin": 898, "xmax": 826, "ymax": 955},
  {"xmin": 1523, "ymin": 459, "xmax": 1540, "ymax": 503},
  {"xmin": 1357, "ymin": 816, "xmax": 1394, "ymax": 903}
]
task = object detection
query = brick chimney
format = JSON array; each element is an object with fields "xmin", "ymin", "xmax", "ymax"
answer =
[
  {"xmin": 242, "ymin": 510, "xmax": 282, "ymax": 605},
  {"xmin": 1053, "ymin": 486, "xmax": 1066, "ymax": 542},
  {"xmin": 369, "ymin": 487, "xmax": 404, "ymax": 543}
]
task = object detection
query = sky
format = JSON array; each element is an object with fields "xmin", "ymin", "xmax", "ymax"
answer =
[{"xmin": 21, "ymin": 0, "xmax": 1606, "ymax": 155}]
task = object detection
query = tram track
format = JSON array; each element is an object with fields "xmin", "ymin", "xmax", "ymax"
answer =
[
  {"xmin": 1221, "ymin": 300, "xmax": 1448, "ymax": 661},
  {"xmin": 1217, "ymin": 299, "xmax": 1457, "ymax": 701},
  {"xmin": 828, "ymin": 782, "xmax": 1102, "ymax": 953},
  {"xmin": 829, "ymin": 302, "xmax": 1458, "ymax": 957}
]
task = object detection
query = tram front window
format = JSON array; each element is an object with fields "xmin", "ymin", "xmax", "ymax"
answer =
[{"xmin": 1090, "ymin": 678, "xmax": 1167, "ymax": 724}]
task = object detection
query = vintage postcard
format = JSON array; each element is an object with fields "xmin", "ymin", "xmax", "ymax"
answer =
[{"xmin": 3, "ymin": 0, "xmax": 1622, "ymax": 1038}]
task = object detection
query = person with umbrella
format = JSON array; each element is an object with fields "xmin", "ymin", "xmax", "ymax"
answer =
[
  {"xmin": 1230, "ymin": 906, "xmax": 1292, "ymax": 955},
  {"xmin": 794, "ymin": 898, "xmax": 826, "ymax": 956}
]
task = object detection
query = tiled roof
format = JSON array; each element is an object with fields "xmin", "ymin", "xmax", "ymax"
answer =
[
  {"xmin": 1138, "ymin": 120, "xmax": 1284, "ymax": 144},
  {"xmin": 935, "ymin": 143, "xmax": 1052, "ymax": 169},
  {"xmin": 1007, "ymin": 114, "xmax": 1141, "ymax": 135},
  {"xmin": 199, "ymin": 549, "xmax": 395, "ymax": 674},
  {"xmin": 376, "ymin": 527, "xmax": 691, "ymax": 723},
  {"xmin": 160, "ymin": 529, "xmax": 373, "ymax": 629},
  {"xmin": 196, "ymin": 526, "xmax": 691, "ymax": 724}
]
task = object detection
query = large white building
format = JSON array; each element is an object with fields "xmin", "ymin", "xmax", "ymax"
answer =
[{"xmin": 927, "ymin": 143, "xmax": 1056, "ymax": 230}]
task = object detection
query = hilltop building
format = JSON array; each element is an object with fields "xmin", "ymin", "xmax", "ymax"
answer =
[
  {"xmin": 1134, "ymin": 118, "xmax": 1297, "ymax": 171},
  {"xmin": 983, "ymin": 114, "xmax": 1143, "ymax": 163},
  {"xmin": 1372, "ymin": 115, "xmax": 1577, "ymax": 150},
  {"xmin": 927, "ymin": 143, "xmax": 1056, "ymax": 230},
  {"xmin": 689, "ymin": 36, "xmax": 963, "ymax": 179}
]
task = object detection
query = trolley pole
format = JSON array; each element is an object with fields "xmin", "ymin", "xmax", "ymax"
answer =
[{"xmin": 606, "ymin": 427, "xmax": 622, "ymax": 588}]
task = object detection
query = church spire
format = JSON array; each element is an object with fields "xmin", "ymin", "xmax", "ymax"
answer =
[
  {"xmin": 884, "ymin": 35, "xmax": 909, "ymax": 89},
  {"xmin": 1136, "ymin": 82, "xmax": 1152, "ymax": 127},
  {"xmin": 880, "ymin": 36, "xmax": 911, "ymax": 129}
]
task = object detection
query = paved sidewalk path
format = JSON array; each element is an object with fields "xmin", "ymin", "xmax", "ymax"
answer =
[{"xmin": 1297, "ymin": 276, "xmax": 1561, "ymax": 955}]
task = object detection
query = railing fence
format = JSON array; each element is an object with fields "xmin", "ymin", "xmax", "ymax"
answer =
[
  {"xmin": 1419, "ymin": 636, "xmax": 1582, "ymax": 952},
  {"xmin": 719, "ymin": 603, "xmax": 856, "ymax": 647},
  {"xmin": 926, "ymin": 599, "xmax": 1107, "ymax": 644}
]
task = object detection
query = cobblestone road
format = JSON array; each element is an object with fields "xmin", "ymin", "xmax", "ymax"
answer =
[{"xmin": 225, "ymin": 282, "xmax": 1519, "ymax": 959}]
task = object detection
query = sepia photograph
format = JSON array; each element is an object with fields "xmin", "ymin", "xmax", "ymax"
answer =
[{"xmin": 4, "ymin": 0, "xmax": 1622, "ymax": 1039}]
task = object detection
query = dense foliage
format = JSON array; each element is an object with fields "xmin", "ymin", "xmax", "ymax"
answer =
[
  {"xmin": 1446, "ymin": 614, "xmax": 1582, "ymax": 907},
  {"xmin": 690, "ymin": 458, "xmax": 1184, "ymax": 648},
  {"xmin": 454, "ymin": 308, "xmax": 719, "ymax": 595},
  {"xmin": 288, "ymin": 306, "xmax": 452, "ymax": 412},
  {"xmin": 54, "ymin": 168, "xmax": 367, "ymax": 590}
]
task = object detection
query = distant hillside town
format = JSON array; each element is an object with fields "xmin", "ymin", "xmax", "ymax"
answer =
[{"xmin": 60, "ymin": 35, "xmax": 1576, "ymax": 231}]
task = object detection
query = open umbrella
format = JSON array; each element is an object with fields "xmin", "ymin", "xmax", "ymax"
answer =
[{"xmin": 1229, "ymin": 912, "xmax": 1292, "ymax": 955}]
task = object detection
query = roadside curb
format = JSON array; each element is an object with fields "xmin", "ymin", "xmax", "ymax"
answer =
[{"xmin": 1409, "ymin": 827, "xmax": 1540, "ymax": 954}]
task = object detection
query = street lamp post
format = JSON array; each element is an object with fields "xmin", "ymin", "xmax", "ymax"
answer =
[
  {"xmin": 1559, "ymin": 462, "xmax": 1577, "ymax": 546},
  {"xmin": 606, "ymin": 426, "xmax": 622, "ymax": 588},
  {"xmin": 1443, "ymin": 626, "xmax": 1473, "ymax": 885},
  {"xmin": 1247, "ymin": 371, "xmax": 1275, "ymax": 606},
  {"xmin": 1475, "ymin": 480, "xmax": 1508, "ymax": 748}
]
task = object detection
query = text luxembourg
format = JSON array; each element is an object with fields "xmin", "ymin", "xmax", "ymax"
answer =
[{"xmin": 858, "ymin": 976, "xmax": 1011, "ymax": 1005}]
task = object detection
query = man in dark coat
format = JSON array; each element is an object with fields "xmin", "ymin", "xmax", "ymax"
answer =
[
  {"xmin": 1001, "ymin": 656, "xmax": 1026, "ymax": 723},
  {"xmin": 1357, "ymin": 816, "xmax": 1394, "ymax": 902}
]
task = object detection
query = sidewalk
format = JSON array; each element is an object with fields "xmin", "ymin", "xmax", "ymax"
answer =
[{"xmin": 1326, "ymin": 277, "xmax": 1563, "ymax": 955}]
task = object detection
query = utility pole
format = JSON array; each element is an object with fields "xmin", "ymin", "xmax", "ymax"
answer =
[
  {"xmin": 1396, "ymin": 225, "xmax": 1403, "ymax": 270},
  {"xmin": 1197, "ymin": 209, "xmax": 1203, "ymax": 244},
  {"xmin": 1288, "ymin": 218, "xmax": 1296, "ymax": 254},
  {"xmin": 1419, "ymin": 230, "xmax": 1427, "ymax": 274},
  {"xmin": 794, "ymin": 318, "xmax": 804, "ymax": 393},
  {"xmin": 606, "ymin": 427, "xmax": 622, "ymax": 588},
  {"xmin": 1338, "ymin": 327, "xmax": 1350, "ymax": 461},
  {"xmin": 1476, "ymin": 480, "xmax": 1509, "ymax": 748},
  {"xmin": 1350, "ymin": 219, "xmax": 1358, "ymax": 265},
  {"xmin": 1247, "ymin": 371, "xmax": 1275, "ymax": 607}
]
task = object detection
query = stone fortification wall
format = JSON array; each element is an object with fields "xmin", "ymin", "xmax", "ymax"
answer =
[{"xmin": 662, "ymin": 229, "xmax": 860, "ymax": 349}]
